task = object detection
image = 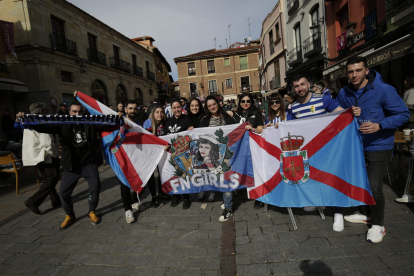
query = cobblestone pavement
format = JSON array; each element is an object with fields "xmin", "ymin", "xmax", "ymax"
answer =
[{"xmin": 0, "ymin": 167, "xmax": 413, "ymax": 275}]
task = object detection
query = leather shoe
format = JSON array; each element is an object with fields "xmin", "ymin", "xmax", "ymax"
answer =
[
  {"xmin": 170, "ymin": 197, "xmax": 179, "ymax": 207},
  {"xmin": 182, "ymin": 199, "xmax": 191, "ymax": 210},
  {"xmin": 24, "ymin": 201, "xmax": 41, "ymax": 215},
  {"xmin": 253, "ymin": 200, "xmax": 264, "ymax": 210},
  {"xmin": 152, "ymin": 197, "xmax": 160, "ymax": 208}
]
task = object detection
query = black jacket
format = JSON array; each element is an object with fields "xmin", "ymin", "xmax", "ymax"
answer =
[
  {"xmin": 187, "ymin": 113, "xmax": 204, "ymax": 128},
  {"xmin": 29, "ymin": 124, "xmax": 113, "ymax": 171},
  {"xmin": 164, "ymin": 115, "xmax": 193, "ymax": 134},
  {"xmin": 199, "ymin": 112, "xmax": 238, "ymax": 127},
  {"xmin": 234, "ymin": 109, "xmax": 264, "ymax": 128}
]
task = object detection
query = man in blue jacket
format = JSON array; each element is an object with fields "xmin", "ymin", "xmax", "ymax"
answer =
[{"xmin": 335, "ymin": 56, "xmax": 410, "ymax": 243}]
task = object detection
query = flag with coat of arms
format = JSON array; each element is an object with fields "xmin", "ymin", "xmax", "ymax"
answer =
[
  {"xmin": 248, "ymin": 109, "xmax": 376, "ymax": 207},
  {"xmin": 76, "ymin": 92, "xmax": 168, "ymax": 193}
]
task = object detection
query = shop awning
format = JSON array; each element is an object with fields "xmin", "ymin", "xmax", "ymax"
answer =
[{"xmin": 0, "ymin": 78, "xmax": 28, "ymax": 92}]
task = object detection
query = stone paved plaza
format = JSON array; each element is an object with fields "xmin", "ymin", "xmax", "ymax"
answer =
[{"xmin": 0, "ymin": 166, "xmax": 413, "ymax": 275}]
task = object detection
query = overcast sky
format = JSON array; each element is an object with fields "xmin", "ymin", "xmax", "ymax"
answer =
[{"xmin": 68, "ymin": 0, "xmax": 277, "ymax": 81}]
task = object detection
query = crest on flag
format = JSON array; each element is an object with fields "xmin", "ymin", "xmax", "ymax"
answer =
[
  {"xmin": 279, "ymin": 133, "xmax": 309, "ymax": 185},
  {"xmin": 169, "ymin": 129, "xmax": 233, "ymax": 179}
]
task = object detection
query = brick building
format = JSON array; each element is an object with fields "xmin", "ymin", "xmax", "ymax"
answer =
[
  {"xmin": 0, "ymin": 0, "xmax": 159, "ymax": 113},
  {"xmin": 174, "ymin": 46, "xmax": 260, "ymax": 102}
]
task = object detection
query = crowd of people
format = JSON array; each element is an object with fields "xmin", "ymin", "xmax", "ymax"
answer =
[{"xmin": 1, "ymin": 56, "xmax": 412, "ymax": 244}]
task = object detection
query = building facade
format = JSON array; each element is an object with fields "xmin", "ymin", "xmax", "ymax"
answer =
[
  {"xmin": 174, "ymin": 46, "xmax": 260, "ymax": 102},
  {"xmin": 0, "ymin": 0, "xmax": 158, "ymax": 113},
  {"xmin": 284, "ymin": 0, "xmax": 329, "ymax": 88},
  {"xmin": 323, "ymin": 0, "xmax": 414, "ymax": 93},
  {"xmin": 260, "ymin": 0, "xmax": 287, "ymax": 96}
]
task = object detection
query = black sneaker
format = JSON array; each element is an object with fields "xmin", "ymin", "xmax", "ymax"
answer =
[
  {"xmin": 152, "ymin": 197, "xmax": 160, "ymax": 208},
  {"xmin": 24, "ymin": 201, "xmax": 41, "ymax": 215},
  {"xmin": 219, "ymin": 209, "xmax": 233, "ymax": 222},
  {"xmin": 170, "ymin": 197, "xmax": 179, "ymax": 207},
  {"xmin": 254, "ymin": 200, "xmax": 264, "ymax": 210},
  {"xmin": 158, "ymin": 192, "xmax": 169, "ymax": 199},
  {"xmin": 182, "ymin": 199, "xmax": 191, "ymax": 210}
]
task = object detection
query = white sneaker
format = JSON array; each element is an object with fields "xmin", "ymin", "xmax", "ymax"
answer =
[
  {"xmin": 131, "ymin": 203, "xmax": 146, "ymax": 211},
  {"xmin": 333, "ymin": 213, "xmax": 344, "ymax": 232},
  {"xmin": 367, "ymin": 225, "xmax": 386, "ymax": 243},
  {"xmin": 303, "ymin": 206, "xmax": 326, "ymax": 212},
  {"xmin": 344, "ymin": 211, "xmax": 372, "ymax": 224},
  {"xmin": 221, "ymin": 203, "xmax": 225, "ymax": 210},
  {"xmin": 125, "ymin": 210, "xmax": 135, "ymax": 224},
  {"xmin": 219, "ymin": 209, "xmax": 233, "ymax": 222},
  {"xmin": 395, "ymin": 194, "xmax": 414, "ymax": 203}
]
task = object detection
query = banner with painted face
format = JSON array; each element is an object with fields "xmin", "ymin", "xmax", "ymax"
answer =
[{"xmin": 158, "ymin": 123, "xmax": 255, "ymax": 194}]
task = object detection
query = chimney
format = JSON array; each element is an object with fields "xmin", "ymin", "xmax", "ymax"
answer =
[{"xmin": 219, "ymin": 45, "xmax": 222, "ymax": 50}]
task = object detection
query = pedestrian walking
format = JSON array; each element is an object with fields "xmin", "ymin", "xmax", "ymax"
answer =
[{"xmin": 335, "ymin": 56, "xmax": 410, "ymax": 243}]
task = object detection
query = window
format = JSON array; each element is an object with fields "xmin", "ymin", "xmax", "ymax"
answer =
[
  {"xmin": 225, "ymin": 78, "xmax": 232, "ymax": 88},
  {"xmin": 88, "ymin": 33, "xmax": 97, "ymax": 50},
  {"xmin": 115, "ymin": 84, "xmax": 128, "ymax": 103},
  {"xmin": 207, "ymin": 60, "xmax": 215, "ymax": 73},
  {"xmin": 188, "ymin": 62, "xmax": 196, "ymax": 76},
  {"xmin": 51, "ymin": 16, "xmax": 65, "ymax": 38},
  {"xmin": 132, "ymin": 54, "xmax": 137, "ymax": 67},
  {"xmin": 339, "ymin": 8, "xmax": 349, "ymax": 31},
  {"xmin": 239, "ymin": 56, "xmax": 248, "ymax": 70},
  {"xmin": 294, "ymin": 24, "xmax": 301, "ymax": 48},
  {"xmin": 146, "ymin": 60, "xmax": 150, "ymax": 71},
  {"xmin": 241, "ymin": 76, "xmax": 250, "ymax": 91},
  {"xmin": 224, "ymin": 58, "xmax": 230, "ymax": 66},
  {"xmin": 269, "ymin": 30, "xmax": 274, "ymax": 55},
  {"xmin": 190, "ymin": 82, "xmax": 197, "ymax": 96},
  {"xmin": 274, "ymin": 60, "xmax": 280, "ymax": 78},
  {"xmin": 91, "ymin": 80, "xmax": 108, "ymax": 105},
  {"xmin": 311, "ymin": 7, "xmax": 319, "ymax": 26},
  {"xmin": 61, "ymin": 71, "xmax": 72, "ymax": 83},
  {"xmin": 135, "ymin": 88, "xmax": 143, "ymax": 104},
  {"xmin": 149, "ymin": 89, "xmax": 153, "ymax": 96},
  {"xmin": 275, "ymin": 23, "xmax": 280, "ymax": 40},
  {"xmin": 208, "ymin": 80, "xmax": 217, "ymax": 93},
  {"xmin": 113, "ymin": 45, "xmax": 120, "ymax": 60}
]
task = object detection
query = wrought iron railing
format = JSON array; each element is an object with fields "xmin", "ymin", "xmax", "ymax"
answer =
[
  {"xmin": 109, "ymin": 57, "xmax": 131, "ymax": 73},
  {"xmin": 287, "ymin": 46, "xmax": 302, "ymax": 65},
  {"xmin": 50, "ymin": 34, "xmax": 77, "ymax": 56},
  {"xmin": 133, "ymin": 66, "xmax": 143, "ymax": 77},
  {"xmin": 87, "ymin": 48, "xmax": 106, "ymax": 65},
  {"xmin": 209, "ymin": 88, "xmax": 220, "ymax": 95},
  {"xmin": 147, "ymin": 71, "xmax": 155, "ymax": 81},
  {"xmin": 190, "ymin": 90, "xmax": 199, "ymax": 97},
  {"xmin": 386, "ymin": 0, "xmax": 405, "ymax": 12},
  {"xmin": 365, "ymin": 10, "xmax": 377, "ymax": 40},
  {"xmin": 287, "ymin": 0, "xmax": 299, "ymax": 16},
  {"xmin": 303, "ymin": 33, "xmax": 322, "ymax": 57},
  {"xmin": 240, "ymin": 85, "xmax": 251, "ymax": 92}
]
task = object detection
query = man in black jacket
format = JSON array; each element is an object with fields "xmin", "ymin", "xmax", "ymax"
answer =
[{"xmin": 30, "ymin": 93, "xmax": 120, "ymax": 230}]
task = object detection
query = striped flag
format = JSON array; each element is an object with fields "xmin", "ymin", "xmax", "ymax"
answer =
[
  {"xmin": 249, "ymin": 110, "xmax": 376, "ymax": 207},
  {"xmin": 76, "ymin": 92, "xmax": 168, "ymax": 192}
]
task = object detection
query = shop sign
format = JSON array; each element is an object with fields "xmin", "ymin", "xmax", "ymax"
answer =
[
  {"xmin": 367, "ymin": 37, "xmax": 414, "ymax": 67},
  {"xmin": 346, "ymin": 31, "xmax": 365, "ymax": 48},
  {"xmin": 0, "ymin": 82, "xmax": 27, "ymax": 92}
]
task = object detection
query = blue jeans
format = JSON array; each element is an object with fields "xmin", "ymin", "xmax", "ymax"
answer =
[{"xmin": 223, "ymin": 192, "xmax": 233, "ymax": 210}]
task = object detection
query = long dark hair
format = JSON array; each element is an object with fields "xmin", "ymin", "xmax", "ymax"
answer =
[
  {"xmin": 204, "ymin": 96, "xmax": 227, "ymax": 118},
  {"xmin": 267, "ymin": 93, "xmax": 286, "ymax": 122},
  {"xmin": 236, "ymin": 92, "xmax": 258, "ymax": 114},
  {"xmin": 186, "ymin": 97, "xmax": 204, "ymax": 118},
  {"xmin": 195, "ymin": 139, "xmax": 220, "ymax": 167}
]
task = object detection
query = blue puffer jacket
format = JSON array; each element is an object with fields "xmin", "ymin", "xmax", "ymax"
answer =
[{"xmin": 335, "ymin": 70, "xmax": 410, "ymax": 152}]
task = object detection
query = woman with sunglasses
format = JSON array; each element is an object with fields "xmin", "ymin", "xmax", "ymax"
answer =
[
  {"xmin": 199, "ymin": 96, "xmax": 238, "ymax": 221},
  {"xmin": 265, "ymin": 93, "xmax": 293, "ymax": 128},
  {"xmin": 234, "ymin": 93, "xmax": 265, "ymax": 209},
  {"xmin": 186, "ymin": 97, "xmax": 205, "ymax": 128}
]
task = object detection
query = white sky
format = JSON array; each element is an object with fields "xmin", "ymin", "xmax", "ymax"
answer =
[{"xmin": 68, "ymin": 0, "xmax": 278, "ymax": 81}]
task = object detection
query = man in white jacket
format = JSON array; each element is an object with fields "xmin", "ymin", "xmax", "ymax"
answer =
[{"xmin": 20, "ymin": 102, "xmax": 61, "ymax": 214}]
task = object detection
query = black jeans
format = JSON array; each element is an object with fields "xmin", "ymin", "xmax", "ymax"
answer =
[
  {"xmin": 27, "ymin": 157, "xmax": 60, "ymax": 208},
  {"xmin": 359, "ymin": 150, "xmax": 391, "ymax": 226},
  {"xmin": 147, "ymin": 167, "xmax": 163, "ymax": 197},
  {"xmin": 59, "ymin": 164, "xmax": 101, "ymax": 216},
  {"xmin": 119, "ymin": 180, "xmax": 138, "ymax": 211}
]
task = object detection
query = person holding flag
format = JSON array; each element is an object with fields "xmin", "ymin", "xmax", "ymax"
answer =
[{"xmin": 335, "ymin": 56, "xmax": 410, "ymax": 243}]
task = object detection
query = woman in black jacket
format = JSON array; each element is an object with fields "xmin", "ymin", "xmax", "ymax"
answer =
[
  {"xmin": 164, "ymin": 100, "xmax": 194, "ymax": 209},
  {"xmin": 235, "ymin": 92, "xmax": 265, "ymax": 209},
  {"xmin": 186, "ymin": 97, "xmax": 205, "ymax": 128},
  {"xmin": 199, "ymin": 96, "xmax": 238, "ymax": 222}
]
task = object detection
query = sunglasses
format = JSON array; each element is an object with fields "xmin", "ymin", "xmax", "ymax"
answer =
[
  {"xmin": 270, "ymin": 101, "xmax": 280, "ymax": 105},
  {"xmin": 241, "ymin": 100, "xmax": 251, "ymax": 104}
]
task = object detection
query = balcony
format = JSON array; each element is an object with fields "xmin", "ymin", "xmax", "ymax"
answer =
[
  {"xmin": 240, "ymin": 85, "xmax": 251, "ymax": 92},
  {"xmin": 287, "ymin": 0, "xmax": 299, "ymax": 16},
  {"xmin": 133, "ymin": 66, "xmax": 143, "ymax": 77},
  {"xmin": 190, "ymin": 90, "xmax": 199, "ymax": 97},
  {"xmin": 209, "ymin": 88, "xmax": 220, "ymax": 96},
  {"xmin": 303, "ymin": 33, "xmax": 322, "ymax": 58},
  {"xmin": 146, "ymin": 71, "xmax": 155, "ymax": 81},
  {"xmin": 386, "ymin": 0, "xmax": 405, "ymax": 12},
  {"xmin": 208, "ymin": 66, "xmax": 215, "ymax": 74},
  {"xmin": 272, "ymin": 76, "xmax": 281, "ymax": 89},
  {"xmin": 287, "ymin": 47, "xmax": 303, "ymax": 66},
  {"xmin": 365, "ymin": 10, "xmax": 377, "ymax": 40},
  {"xmin": 87, "ymin": 49, "xmax": 106, "ymax": 65},
  {"xmin": 50, "ymin": 34, "xmax": 77, "ymax": 56},
  {"xmin": 109, "ymin": 57, "xmax": 131, "ymax": 73}
]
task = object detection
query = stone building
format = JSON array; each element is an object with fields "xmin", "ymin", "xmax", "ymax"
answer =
[
  {"xmin": 259, "ymin": 0, "xmax": 288, "ymax": 96},
  {"xmin": 0, "ymin": 0, "xmax": 159, "ymax": 113},
  {"xmin": 174, "ymin": 46, "xmax": 260, "ymax": 102}
]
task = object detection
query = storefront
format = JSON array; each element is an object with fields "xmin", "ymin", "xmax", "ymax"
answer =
[{"xmin": 0, "ymin": 78, "xmax": 28, "ymax": 115}]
